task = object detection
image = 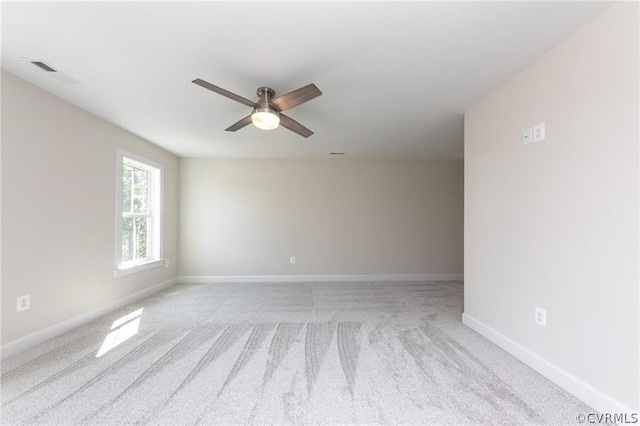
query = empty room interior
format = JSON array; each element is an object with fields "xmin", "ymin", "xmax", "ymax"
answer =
[{"xmin": 1, "ymin": 2, "xmax": 638, "ymax": 425}]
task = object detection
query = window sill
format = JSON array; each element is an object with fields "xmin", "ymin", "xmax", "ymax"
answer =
[{"xmin": 114, "ymin": 259, "xmax": 167, "ymax": 278}]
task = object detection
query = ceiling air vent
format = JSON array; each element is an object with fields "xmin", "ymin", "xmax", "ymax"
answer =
[
  {"xmin": 31, "ymin": 61, "xmax": 57, "ymax": 72},
  {"xmin": 22, "ymin": 57, "xmax": 80, "ymax": 84}
]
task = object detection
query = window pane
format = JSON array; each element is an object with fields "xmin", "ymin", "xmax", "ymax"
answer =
[
  {"xmin": 134, "ymin": 217, "xmax": 149, "ymax": 260},
  {"xmin": 122, "ymin": 217, "xmax": 134, "ymax": 262},
  {"xmin": 118, "ymin": 152, "xmax": 162, "ymax": 271},
  {"xmin": 133, "ymin": 168, "xmax": 149, "ymax": 214},
  {"xmin": 122, "ymin": 164, "xmax": 132, "ymax": 213}
]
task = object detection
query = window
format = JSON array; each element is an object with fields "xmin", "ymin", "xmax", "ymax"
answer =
[{"xmin": 115, "ymin": 149, "xmax": 163, "ymax": 277}]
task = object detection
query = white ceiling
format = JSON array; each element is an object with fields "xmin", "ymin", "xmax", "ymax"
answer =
[{"xmin": 1, "ymin": 1, "xmax": 610, "ymax": 159}]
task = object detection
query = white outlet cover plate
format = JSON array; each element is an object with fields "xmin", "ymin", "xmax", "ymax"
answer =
[
  {"xmin": 523, "ymin": 128, "xmax": 533, "ymax": 145},
  {"xmin": 535, "ymin": 307, "xmax": 547, "ymax": 327},
  {"xmin": 17, "ymin": 295, "xmax": 30, "ymax": 312},
  {"xmin": 533, "ymin": 122, "xmax": 545, "ymax": 142}
]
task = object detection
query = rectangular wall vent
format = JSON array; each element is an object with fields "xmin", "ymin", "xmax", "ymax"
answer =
[{"xmin": 31, "ymin": 61, "xmax": 57, "ymax": 72}]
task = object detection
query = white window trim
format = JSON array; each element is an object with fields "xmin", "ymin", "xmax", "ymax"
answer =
[
  {"xmin": 114, "ymin": 149, "xmax": 165, "ymax": 278},
  {"xmin": 113, "ymin": 259, "xmax": 166, "ymax": 278}
]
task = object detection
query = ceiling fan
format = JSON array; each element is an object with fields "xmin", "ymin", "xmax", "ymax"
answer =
[{"xmin": 192, "ymin": 79, "xmax": 322, "ymax": 138}]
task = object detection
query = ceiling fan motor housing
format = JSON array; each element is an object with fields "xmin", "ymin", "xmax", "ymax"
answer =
[{"xmin": 253, "ymin": 86, "xmax": 280, "ymax": 119}]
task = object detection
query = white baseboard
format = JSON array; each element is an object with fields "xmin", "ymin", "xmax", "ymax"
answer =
[
  {"xmin": 462, "ymin": 312, "xmax": 635, "ymax": 415},
  {"xmin": 178, "ymin": 274, "xmax": 463, "ymax": 284},
  {"xmin": 1, "ymin": 277, "xmax": 178, "ymax": 360}
]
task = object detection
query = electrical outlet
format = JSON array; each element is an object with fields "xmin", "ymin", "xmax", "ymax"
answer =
[
  {"xmin": 17, "ymin": 295, "xmax": 30, "ymax": 312},
  {"xmin": 535, "ymin": 307, "xmax": 547, "ymax": 327},
  {"xmin": 290, "ymin": 256, "xmax": 296, "ymax": 264},
  {"xmin": 533, "ymin": 122, "xmax": 545, "ymax": 142},
  {"xmin": 522, "ymin": 128, "xmax": 533, "ymax": 145}
]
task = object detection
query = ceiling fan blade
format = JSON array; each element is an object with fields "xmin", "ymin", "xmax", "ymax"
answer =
[
  {"xmin": 225, "ymin": 115, "xmax": 253, "ymax": 132},
  {"xmin": 279, "ymin": 113, "xmax": 313, "ymax": 138},
  {"xmin": 192, "ymin": 79, "xmax": 258, "ymax": 108},
  {"xmin": 271, "ymin": 84, "xmax": 322, "ymax": 111}
]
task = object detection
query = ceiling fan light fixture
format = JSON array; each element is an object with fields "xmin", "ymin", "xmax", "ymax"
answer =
[{"xmin": 251, "ymin": 108, "xmax": 280, "ymax": 130}]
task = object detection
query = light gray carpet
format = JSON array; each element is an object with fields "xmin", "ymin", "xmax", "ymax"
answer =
[{"xmin": 1, "ymin": 281, "xmax": 591, "ymax": 425}]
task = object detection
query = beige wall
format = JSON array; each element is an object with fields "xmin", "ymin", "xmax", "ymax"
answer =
[
  {"xmin": 464, "ymin": 3, "xmax": 638, "ymax": 411},
  {"xmin": 179, "ymin": 159, "xmax": 463, "ymax": 277},
  {"xmin": 1, "ymin": 71, "xmax": 179, "ymax": 345}
]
